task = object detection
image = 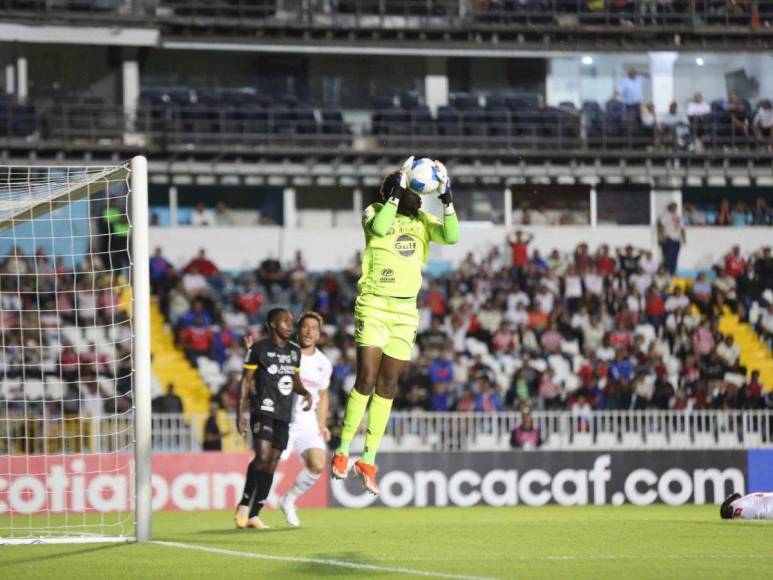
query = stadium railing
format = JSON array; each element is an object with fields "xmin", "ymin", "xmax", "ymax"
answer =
[
  {"xmin": 0, "ymin": 101, "xmax": 767, "ymax": 156},
  {"xmin": 154, "ymin": 0, "xmax": 773, "ymax": 30},
  {"xmin": 3, "ymin": 0, "xmax": 772, "ymax": 37},
  {"xmin": 3, "ymin": 410, "xmax": 770, "ymax": 454},
  {"xmin": 0, "ymin": 0, "xmax": 152, "ymax": 21}
]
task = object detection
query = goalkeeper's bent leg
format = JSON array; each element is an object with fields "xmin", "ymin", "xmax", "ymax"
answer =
[
  {"xmin": 361, "ymin": 393, "xmax": 393, "ymax": 464},
  {"xmin": 335, "ymin": 389, "xmax": 370, "ymax": 455}
]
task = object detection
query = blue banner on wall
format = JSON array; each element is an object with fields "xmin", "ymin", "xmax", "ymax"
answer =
[{"xmin": 747, "ymin": 449, "xmax": 773, "ymax": 492}]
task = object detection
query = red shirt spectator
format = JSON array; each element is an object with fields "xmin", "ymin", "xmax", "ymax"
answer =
[
  {"xmin": 578, "ymin": 360, "xmax": 607, "ymax": 387},
  {"xmin": 595, "ymin": 246, "xmax": 616, "ymax": 276},
  {"xmin": 425, "ymin": 284, "xmax": 447, "ymax": 317},
  {"xmin": 180, "ymin": 326, "xmax": 214, "ymax": 354},
  {"xmin": 645, "ymin": 293, "xmax": 666, "ymax": 317},
  {"xmin": 725, "ymin": 248, "xmax": 746, "ymax": 278},
  {"xmin": 748, "ymin": 382, "xmax": 762, "ymax": 400},
  {"xmin": 509, "ymin": 231, "xmax": 532, "ymax": 269},
  {"xmin": 609, "ymin": 329, "xmax": 632, "ymax": 348},
  {"xmin": 574, "ymin": 243, "xmax": 593, "ymax": 272},
  {"xmin": 235, "ymin": 287, "xmax": 264, "ymax": 316},
  {"xmin": 184, "ymin": 249, "xmax": 219, "ymax": 277}
]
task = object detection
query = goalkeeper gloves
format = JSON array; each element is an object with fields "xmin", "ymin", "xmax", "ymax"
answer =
[
  {"xmin": 380, "ymin": 156, "xmax": 415, "ymax": 204},
  {"xmin": 434, "ymin": 160, "xmax": 453, "ymax": 206},
  {"xmin": 379, "ymin": 171, "xmax": 404, "ymax": 203}
]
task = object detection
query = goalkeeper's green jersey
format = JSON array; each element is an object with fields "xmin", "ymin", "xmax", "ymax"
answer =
[{"xmin": 357, "ymin": 201, "xmax": 459, "ymax": 299}]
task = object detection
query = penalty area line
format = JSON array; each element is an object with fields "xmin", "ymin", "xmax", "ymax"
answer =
[{"xmin": 152, "ymin": 540, "xmax": 496, "ymax": 580}]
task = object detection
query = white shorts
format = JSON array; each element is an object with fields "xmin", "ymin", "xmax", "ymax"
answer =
[{"xmin": 280, "ymin": 421, "xmax": 326, "ymax": 461}]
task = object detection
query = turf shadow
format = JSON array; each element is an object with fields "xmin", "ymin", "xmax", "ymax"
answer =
[
  {"xmin": 287, "ymin": 551, "xmax": 392, "ymax": 577},
  {"xmin": 192, "ymin": 527, "xmax": 298, "ymax": 536},
  {"xmin": 0, "ymin": 543, "xmax": 125, "ymax": 567}
]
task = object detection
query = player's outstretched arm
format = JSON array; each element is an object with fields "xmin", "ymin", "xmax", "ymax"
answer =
[{"xmin": 426, "ymin": 160, "xmax": 460, "ymax": 245}]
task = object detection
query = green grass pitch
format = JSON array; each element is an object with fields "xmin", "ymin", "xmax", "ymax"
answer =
[{"xmin": 2, "ymin": 506, "xmax": 772, "ymax": 579}]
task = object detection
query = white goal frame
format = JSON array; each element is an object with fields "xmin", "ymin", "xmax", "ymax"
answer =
[{"xmin": 0, "ymin": 156, "xmax": 152, "ymax": 544}]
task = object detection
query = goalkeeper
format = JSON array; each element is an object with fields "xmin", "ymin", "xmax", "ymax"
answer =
[{"xmin": 331, "ymin": 157, "xmax": 459, "ymax": 495}]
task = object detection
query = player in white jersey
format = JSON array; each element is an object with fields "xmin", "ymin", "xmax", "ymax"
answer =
[
  {"xmin": 720, "ymin": 492, "xmax": 773, "ymax": 520},
  {"xmin": 276, "ymin": 311, "xmax": 333, "ymax": 527}
]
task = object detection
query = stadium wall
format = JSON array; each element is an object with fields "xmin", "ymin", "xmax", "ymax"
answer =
[
  {"xmin": 5, "ymin": 451, "xmax": 773, "ymax": 515},
  {"xmin": 149, "ymin": 226, "xmax": 773, "ymax": 273}
]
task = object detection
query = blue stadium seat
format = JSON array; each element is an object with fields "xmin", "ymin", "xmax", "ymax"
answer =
[
  {"xmin": 436, "ymin": 106, "xmax": 462, "ymax": 139},
  {"xmin": 452, "ymin": 93, "xmax": 480, "ymax": 111}
]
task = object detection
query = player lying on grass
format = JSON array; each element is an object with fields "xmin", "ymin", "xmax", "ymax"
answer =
[
  {"xmin": 235, "ymin": 308, "xmax": 311, "ymax": 529},
  {"xmin": 720, "ymin": 492, "xmax": 773, "ymax": 520},
  {"xmin": 331, "ymin": 157, "xmax": 459, "ymax": 495},
  {"xmin": 274, "ymin": 311, "xmax": 333, "ymax": 527}
]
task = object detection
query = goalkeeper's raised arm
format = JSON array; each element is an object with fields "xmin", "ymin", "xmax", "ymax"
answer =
[{"xmin": 331, "ymin": 157, "xmax": 459, "ymax": 496}]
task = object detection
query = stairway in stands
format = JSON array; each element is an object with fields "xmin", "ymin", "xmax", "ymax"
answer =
[
  {"xmin": 150, "ymin": 301, "xmax": 211, "ymax": 414},
  {"xmin": 150, "ymin": 301, "xmax": 247, "ymax": 451},
  {"xmin": 718, "ymin": 313, "xmax": 773, "ymax": 390}
]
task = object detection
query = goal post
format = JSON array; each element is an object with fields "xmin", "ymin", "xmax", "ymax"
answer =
[
  {"xmin": 130, "ymin": 156, "xmax": 152, "ymax": 544},
  {"xmin": 0, "ymin": 156, "xmax": 152, "ymax": 544}
]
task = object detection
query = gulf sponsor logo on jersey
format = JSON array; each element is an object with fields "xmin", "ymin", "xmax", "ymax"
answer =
[{"xmin": 394, "ymin": 235, "xmax": 417, "ymax": 257}]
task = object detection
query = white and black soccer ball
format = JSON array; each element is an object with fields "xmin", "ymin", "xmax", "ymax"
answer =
[{"xmin": 406, "ymin": 157, "xmax": 441, "ymax": 195}]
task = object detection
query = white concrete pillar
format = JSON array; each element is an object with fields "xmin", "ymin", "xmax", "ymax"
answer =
[
  {"xmin": 353, "ymin": 187, "xmax": 363, "ymax": 221},
  {"xmin": 648, "ymin": 52, "xmax": 679, "ymax": 114},
  {"xmin": 283, "ymin": 187, "xmax": 297, "ymax": 228},
  {"xmin": 589, "ymin": 187, "xmax": 598, "ymax": 228},
  {"xmin": 123, "ymin": 56, "xmax": 140, "ymax": 130},
  {"xmin": 425, "ymin": 58, "xmax": 448, "ymax": 116},
  {"xmin": 504, "ymin": 187, "xmax": 513, "ymax": 228},
  {"xmin": 5, "ymin": 64, "xmax": 15, "ymax": 95},
  {"xmin": 16, "ymin": 57, "xmax": 27, "ymax": 104},
  {"xmin": 169, "ymin": 186, "xmax": 178, "ymax": 227}
]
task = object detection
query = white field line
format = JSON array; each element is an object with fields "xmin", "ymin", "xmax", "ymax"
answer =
[{"xmin": 152, "ymin": 540, "xmax": 496, "ymax": 580}]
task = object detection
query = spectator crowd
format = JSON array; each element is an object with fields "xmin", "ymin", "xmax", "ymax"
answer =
[{"xmin": 148, "ymin": 227, "xmax": 773, "ymax": 423}]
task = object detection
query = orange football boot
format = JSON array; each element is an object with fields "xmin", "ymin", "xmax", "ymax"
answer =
[
  {"xmin": 353, "ymin": 460, "xmax": 379, "ymax": 495},
  {"xmin": 331, "ymin": 453, "xmax": 349, "ymax": 479}
]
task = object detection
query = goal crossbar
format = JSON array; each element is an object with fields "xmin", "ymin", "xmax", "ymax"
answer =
[{"xmin": 0, "ymin": 165, "xmax": 129, "ymax": 232}]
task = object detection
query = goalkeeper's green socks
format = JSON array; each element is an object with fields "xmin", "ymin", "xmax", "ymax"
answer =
[
  {"xmin": 361, "ymin": 394, "xmax": 393, "ymax": 464},
  {"xmin": 336, "ymin": 388, "xmax": 370, "ymax": 456}
]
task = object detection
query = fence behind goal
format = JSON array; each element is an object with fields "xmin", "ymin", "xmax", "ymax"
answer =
[
  {"xmin": 78, "ymin": 410, "xmax": 773, "ymax": 454},
  {"xmin": 0, "ymin": 158, "xmax": 151, "ymax": 544}
]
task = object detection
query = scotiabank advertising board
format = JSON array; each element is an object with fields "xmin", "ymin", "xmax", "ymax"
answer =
[
  {"xmin": 1, "ymin": 450, "xmax": 764, "ymax": 514},
  {"xmin": 0, "ymin": 452, "xmax": 327, "ymax": 515},
  {"xmin": 330, "ymin": 451, "xmax": 748, "ymax": 508}
]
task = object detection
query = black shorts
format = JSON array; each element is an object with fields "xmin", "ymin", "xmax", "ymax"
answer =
[{"xmin": 250, "ymin": 413, "xmax": 290, "ymax": 451}]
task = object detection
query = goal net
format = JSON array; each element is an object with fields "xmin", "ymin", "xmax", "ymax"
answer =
[{"xmin": 0, "ymin": 157, "xmax": 151, "ymax": 544}]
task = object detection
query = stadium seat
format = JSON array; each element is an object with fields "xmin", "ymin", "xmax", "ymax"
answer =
[
  {"xmin": 451, "ymin": 93, "xmax": 480, "ymax": 111},
  {"xmin": 98, "ymin": 378, "xmax": 116, "ymax": 397},
  {"xmin": 44, "ymin": 379, "xmax": 66, "ymax": 401},
  {"xmin": 23, "ymin": 380, "xmax": 45, "ymax": 401},
  {"xmin": 436, "ymin": 106, "xmax": 462, "ymax": 139}
]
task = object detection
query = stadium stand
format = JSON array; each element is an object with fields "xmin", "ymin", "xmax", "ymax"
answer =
[
  {"xmin": 145, "ymin": 232, "xmax": 773, "ymax": 419},
  {"xmin": 4, "ymin": 87, "xmax": 773, "ymax": 154}
]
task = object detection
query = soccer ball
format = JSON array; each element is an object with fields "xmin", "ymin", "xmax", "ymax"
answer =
[{"xmin": 406, "ymin": 157, "xmax": 441, "ymax": 195}]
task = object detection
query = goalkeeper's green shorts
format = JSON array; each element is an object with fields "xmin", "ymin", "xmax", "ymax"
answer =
[{"xmin": 354, "ymin": 294, "xmax": 419, "ymax": 362}]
